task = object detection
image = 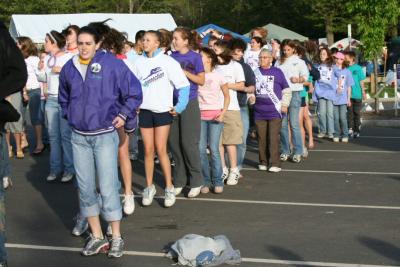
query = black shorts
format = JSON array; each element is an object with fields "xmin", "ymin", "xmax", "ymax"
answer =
[
  {"xmin": 301, "ymin": 97, "xmax": 306, "ymax": 107},
  {"xmin": 139, "ymin": 109, "xmax": 173, "ymax": 128}
]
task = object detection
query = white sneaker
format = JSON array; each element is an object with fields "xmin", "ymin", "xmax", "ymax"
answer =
[
  {"xmin": 292, "ymin": 154, "xmax": 302, "ymax": 163},
  {"xmin": 71, "ymin": 213, "xmax": 88, "ymax": 236},
  {"xmin": 221, "ymin": 167, "xmax": 229, "ymax": 182},
  {"xmin": 227, "ymin": 168, "xmax": 240, "ymax": 185},
  {"xmin": 46, "ymin": 173, "xmax": 57, "ymax": 182},
  {"xmin": 61, "ymin": 172, "xmax": 74, "ymax": 183},
  {"xmin": 174, "ymin": 187, "xmax": 183, "ymax": 196},
  {"xmin": 129, "ymin": 153, "xmax": 138, "ymax": 161},
  {"xmin": 280, "ymin": 154, "xmax": 289, "ymax": 162},
  {"xmin": 333, "ymin": 137, "xmax": 340, "ymax": 142},
  {"xmin": 142, "ymin": 184, "xmax": 156, "ymax": 206},
  {"xmin": 342, "ymin": 137, "xmax": 349, "ymax": 143},
  {"xmin": 268, "ymin": 166, "xmax": 282, "ymax": 173},
  {"xmin": 188, "ymin": 186, "xmax": 201, "ymax": 198},
  {"xmin": 2, "ymin": 177, "xmax": 11, "ymax": 189},
  {"xmin": 258, "ymin": 164, "xmax": 267, "ymax": 171},
  {"xmin": 164, "ymin": 187, "xmax": 176, "ymax": 208},
  {"xmin": 123, "ymin": 192, "xmax": 135, "ymax": 215},
  {"xmin": 302, "ymin": 146, "xmax": 308, "ymax": 158},
  {"xmin": 317, "ymin": 133, "xmax": 326, "ymax": 138}
]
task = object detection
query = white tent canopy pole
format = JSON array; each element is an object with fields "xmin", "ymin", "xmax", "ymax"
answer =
[{"xmin": 9, "ymin": 13, "xmax": 177, "ymax": 43}]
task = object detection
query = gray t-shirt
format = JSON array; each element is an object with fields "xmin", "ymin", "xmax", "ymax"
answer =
[{"xmin": 80, "ymin": 63, "xmax": 88, "ymax": 81}]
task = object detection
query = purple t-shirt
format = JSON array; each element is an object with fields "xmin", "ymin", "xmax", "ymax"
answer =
[
  {"xmin": 171, "ymin": 50, "xmax": 205, "ymax": 101},
  {"xmin": 333, "ymin": 67, "xmax": 354, "ymax": 105},
  {"xmin": 254, "ymin": 67, "xmax": 289, "ymax": 120}
]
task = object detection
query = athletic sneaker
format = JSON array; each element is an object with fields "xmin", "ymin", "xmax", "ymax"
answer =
[
  {"xmin": 214, "ymin": 186, "xmax": 223, "ymax": 194},
  {"xmin": 174, "ymin": 187, "xmax": 183, "ymax": 196},
  {"xmin": 2, "ymin": 177, "xmax": 11, "ymax": 190},
  {"xmin": 354, "ymin": 132, "xmax": 360, "ymax": 138},
  {"xmin": 154, "ymin": 156, "xmax": 160, "ymax": 164},
  {"xmin": 328, "ymin": 134, "xmax": 334, "ymax": 139},
  {"xmin": 333, "ymin": 137, "xmax": 340, "ymax": 142},
  {"xmin": 61, "ymin": 172, "xmax": 74, "ymax": 183},
  {"xmin": 200, "ymin": 186, "xmax": 210, "ymax": 194},
  {"xmin": 302, "ymin": 146, "xmax": 308, "ymax": 158},
  {"xmin": 164, "ymin": 187, "xmax": 176, "ymax": 207},
  {"xmin": 188, "ymin": 186, "xmax": 201, "ymax": 198},
  {"xmin": 226, "ymin": 168, "xmax": 240, "ymax": 185},
  {"xmin": 258, "ymin": 164, "xmax": 267, "ymax": 171},
  {"xmin": 129, "ymin": 153, "xmax": 138, "ymax": 161},
  {"xmin": 46, "ymin": 173, "xmax": 57, "ymax": 182},
  {"xmin": 221, "ymin": 167, "xmax": 229, "ymax": 182},
  {"xmin": 108, "ymin": 237, "xmax": 124, "ymax": 258},
  {"xmin": 317, "ymin": 133, "xmax": 326, "ymax": 138},
  {"xmin": 142, "ymin": 184, "xmax": 156, "ymax": 206},
  {"xmin": 280, "ymin": 154, "xmax": 289, "ymax": 162},
  {"xmin": 72, "ymin": 213, "xmax": 88, "ymax": 236},
  {"xmin": 123, "ymin": 192, "xmax": 135, "ymax": 215},
  {"xmin": 348, "ymin": 128, "xmax": 354, "ymax": 138},
  {"xmin": 342, "ymin": 137, "xmax": 349, "ymax": 143},
  {"xmin": 268, "ymin": 166, "xmax": 282, "ymax": 173},
  {"xmin": 81, "ymin": 235, "xmax": 109, "ymax": 256},
  {"xmin": 291, "ymin": 154, "xmax": 302, "ymax": 163}
]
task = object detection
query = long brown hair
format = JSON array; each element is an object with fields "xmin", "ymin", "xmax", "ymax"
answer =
[
  {"xmin": 16, "ymin": 36, "xmax": 38, "ymax": 58},
  {"xmin": 317, "ymin": 47, "xmax": 333, "ymax": 66}
]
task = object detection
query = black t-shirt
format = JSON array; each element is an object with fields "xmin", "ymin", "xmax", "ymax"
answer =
[{"xmin": 236, "ymin": 59, "xmax": 256, "ymax": 107}]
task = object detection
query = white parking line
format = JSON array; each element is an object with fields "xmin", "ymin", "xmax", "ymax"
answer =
[
  {"xmin": 6, "ymin": 243, "xmax": 398, "ymax": 267},
  {"xmin": 312, "ymin": 149, "xmax": 398, "ymax": 153},
  {"xmin": 241, "ymin": 168, "xmax": 400, "ymax": 176},
  {"xmin": 359, "ymin": 136, "xmax": 400, "ymax": 139}
]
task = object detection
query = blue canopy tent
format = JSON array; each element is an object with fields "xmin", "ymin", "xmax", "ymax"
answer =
[{"xmin": 196, "ymin": 24, "xmax": 250, "ymax": 45}]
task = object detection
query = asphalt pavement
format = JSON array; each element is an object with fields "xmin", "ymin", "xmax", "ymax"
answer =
[{"xmin": 4, "ymin": 126, "xmax": 400, "ymax": 267}]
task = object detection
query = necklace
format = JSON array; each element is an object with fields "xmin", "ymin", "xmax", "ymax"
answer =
[{"xmin": 47, "ymin": 50, "xmax": 63, "ymax": 68}]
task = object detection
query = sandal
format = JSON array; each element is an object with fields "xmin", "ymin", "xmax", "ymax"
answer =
[
  {"xmin": 8, "ymin": 146, "xmax": 13, "ymax": 158},
  {"xmin": 32, "ymin": 145, "xmax": 46, "ymax": 155},
  {"xmin": 16, "ymin": 150, "xmax": 24, "ymax": 159}
]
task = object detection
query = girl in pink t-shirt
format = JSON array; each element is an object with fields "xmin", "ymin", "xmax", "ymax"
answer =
[{"xmin": 198, "ymin": 47, "xmax": 229, "ymax": 194}]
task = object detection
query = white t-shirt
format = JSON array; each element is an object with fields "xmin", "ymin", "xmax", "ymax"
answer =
[
  {"xmin": 37, "ymin": 53, "xmax": 73, "ymax": 96},
  {"xmin": 275, "ymin": 55, "xmax": 309, "ymax": 92},
  {"xmin": 132, "ymin": 53, "xmax": 190, "ymax": 113},
  {"xmin": 25, "ymin": 56, "xmax": 40, "ymax": 90},
  {"xmin": 215, "ymin": 60, "xmax": 245, "ymax": 111},
  {"xmin": 244, "ymin": 49, "xmax": 261, "ymax": 70}
]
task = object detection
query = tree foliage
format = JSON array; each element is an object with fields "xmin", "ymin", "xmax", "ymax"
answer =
[{"xmin": 347, "ymin": 0, "xmax": 400, "ymax": 60}]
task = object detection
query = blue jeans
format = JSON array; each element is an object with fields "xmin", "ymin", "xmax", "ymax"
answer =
[
  {"xmin": 317, "ymin": 98, "xmax": 334, "ymax": 135},
  {"xmin": 27, "ymin": 88, "xmax": 43, "ymax": 126},
  {"xmin": 45, "ymin": 97, "xmax": 74, "ymax": 175},
  {"xmin": 280, "ymin": 91, "xmax": 303, "ymax": 155},
  {"xmin": 237, "ymin": 105, "xmax": 249, "ymax": 170},
  {"xmin": 333, "ymin": 105, "xmax": 349, "ymax": 138},
  {"xmin": 199, "ymin": 120, "xmax": 224, "ymax": 187},
  {"xmin": 71, "ymin": 131, "xmax": 122, "ymax": 222},
  {"xmin": 0, "ymin": 133, "xmax": 8, "ymax": 262}
]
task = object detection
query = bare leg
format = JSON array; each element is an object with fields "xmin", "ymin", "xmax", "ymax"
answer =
[
  {"xmin": 154, "ymin": 125, "xmax": 172, "ymax": 188},
  {"xmin": 110, "ymin": 220, "xmax": 121, "ymax": 238},
  {"xmin": 299, "ymin": 107, "xmax": 305, "ymax": 148},
  {"xmin": 117, "ymin": 129, "xmax": 132, "ymax": 195},
  {"xmin": 34, "ymin": 125, "xmax": 44, "ymax": 150},
  {"xmin": 303, "ymin": 105, "xmax": 314, "ymax": 149},
  {"xmin": 140, "ymin": 128, "xmax": 155, "ymax": 187},
  {"xmin": 226, "ymin": 145, "xmax": 237, "ymax": 168},
  {"xmin": 87, "ymin": 216, "xmax": 103, "ymax": 238}
]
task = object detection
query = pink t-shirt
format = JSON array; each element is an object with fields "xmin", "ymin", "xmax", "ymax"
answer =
[{"xmin": 198, "ymin": 70, "xmax": 226, "ymax": 111}]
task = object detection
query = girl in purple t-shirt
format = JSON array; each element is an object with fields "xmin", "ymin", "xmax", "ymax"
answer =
[
  {"xmin": 169, "ymin": 27, "xmax": 205, "ymax": 198},
  {"xmin": 198, "ymin": 47, "xmax": 230, "ymax": 193},
  {"xmin": 254, "ymin": 49, "xmax": 291, "ymax": 172},
  {"xmin": 332, "ymin": 52, "xmax": 354, "ymax": 143}
]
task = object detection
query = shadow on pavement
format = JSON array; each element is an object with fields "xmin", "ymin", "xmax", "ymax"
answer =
[{"xmin": 358, "ymin": 236, "xmax": 400, "ymax": 262}]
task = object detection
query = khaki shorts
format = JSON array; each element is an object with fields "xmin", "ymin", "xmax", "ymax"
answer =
[{"xmin": 221, "ymin": 110, "xmax": 243, "ymax": 145}]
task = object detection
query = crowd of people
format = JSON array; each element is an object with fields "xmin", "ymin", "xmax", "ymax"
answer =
[{"xmin": 0, "ymin": 21, "xmax": 367, "ymax": 263}]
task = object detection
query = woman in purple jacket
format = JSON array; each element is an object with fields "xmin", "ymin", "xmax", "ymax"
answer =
[
  {"xmin": 59, "ymin": 26, "xmax": 142, "ymax": 258},
  {"xmin": 254, "ymin": 49, "xmax": 291, "ymax": 172}
]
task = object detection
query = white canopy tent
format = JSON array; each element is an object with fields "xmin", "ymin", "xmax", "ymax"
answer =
[
  {"xmin": 9, "ymin": 13, "xmax": 177, "ymax": 43},
  {"xmin": 245, "ymin": 23, "xmax": 308, "ymax": 42}
]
